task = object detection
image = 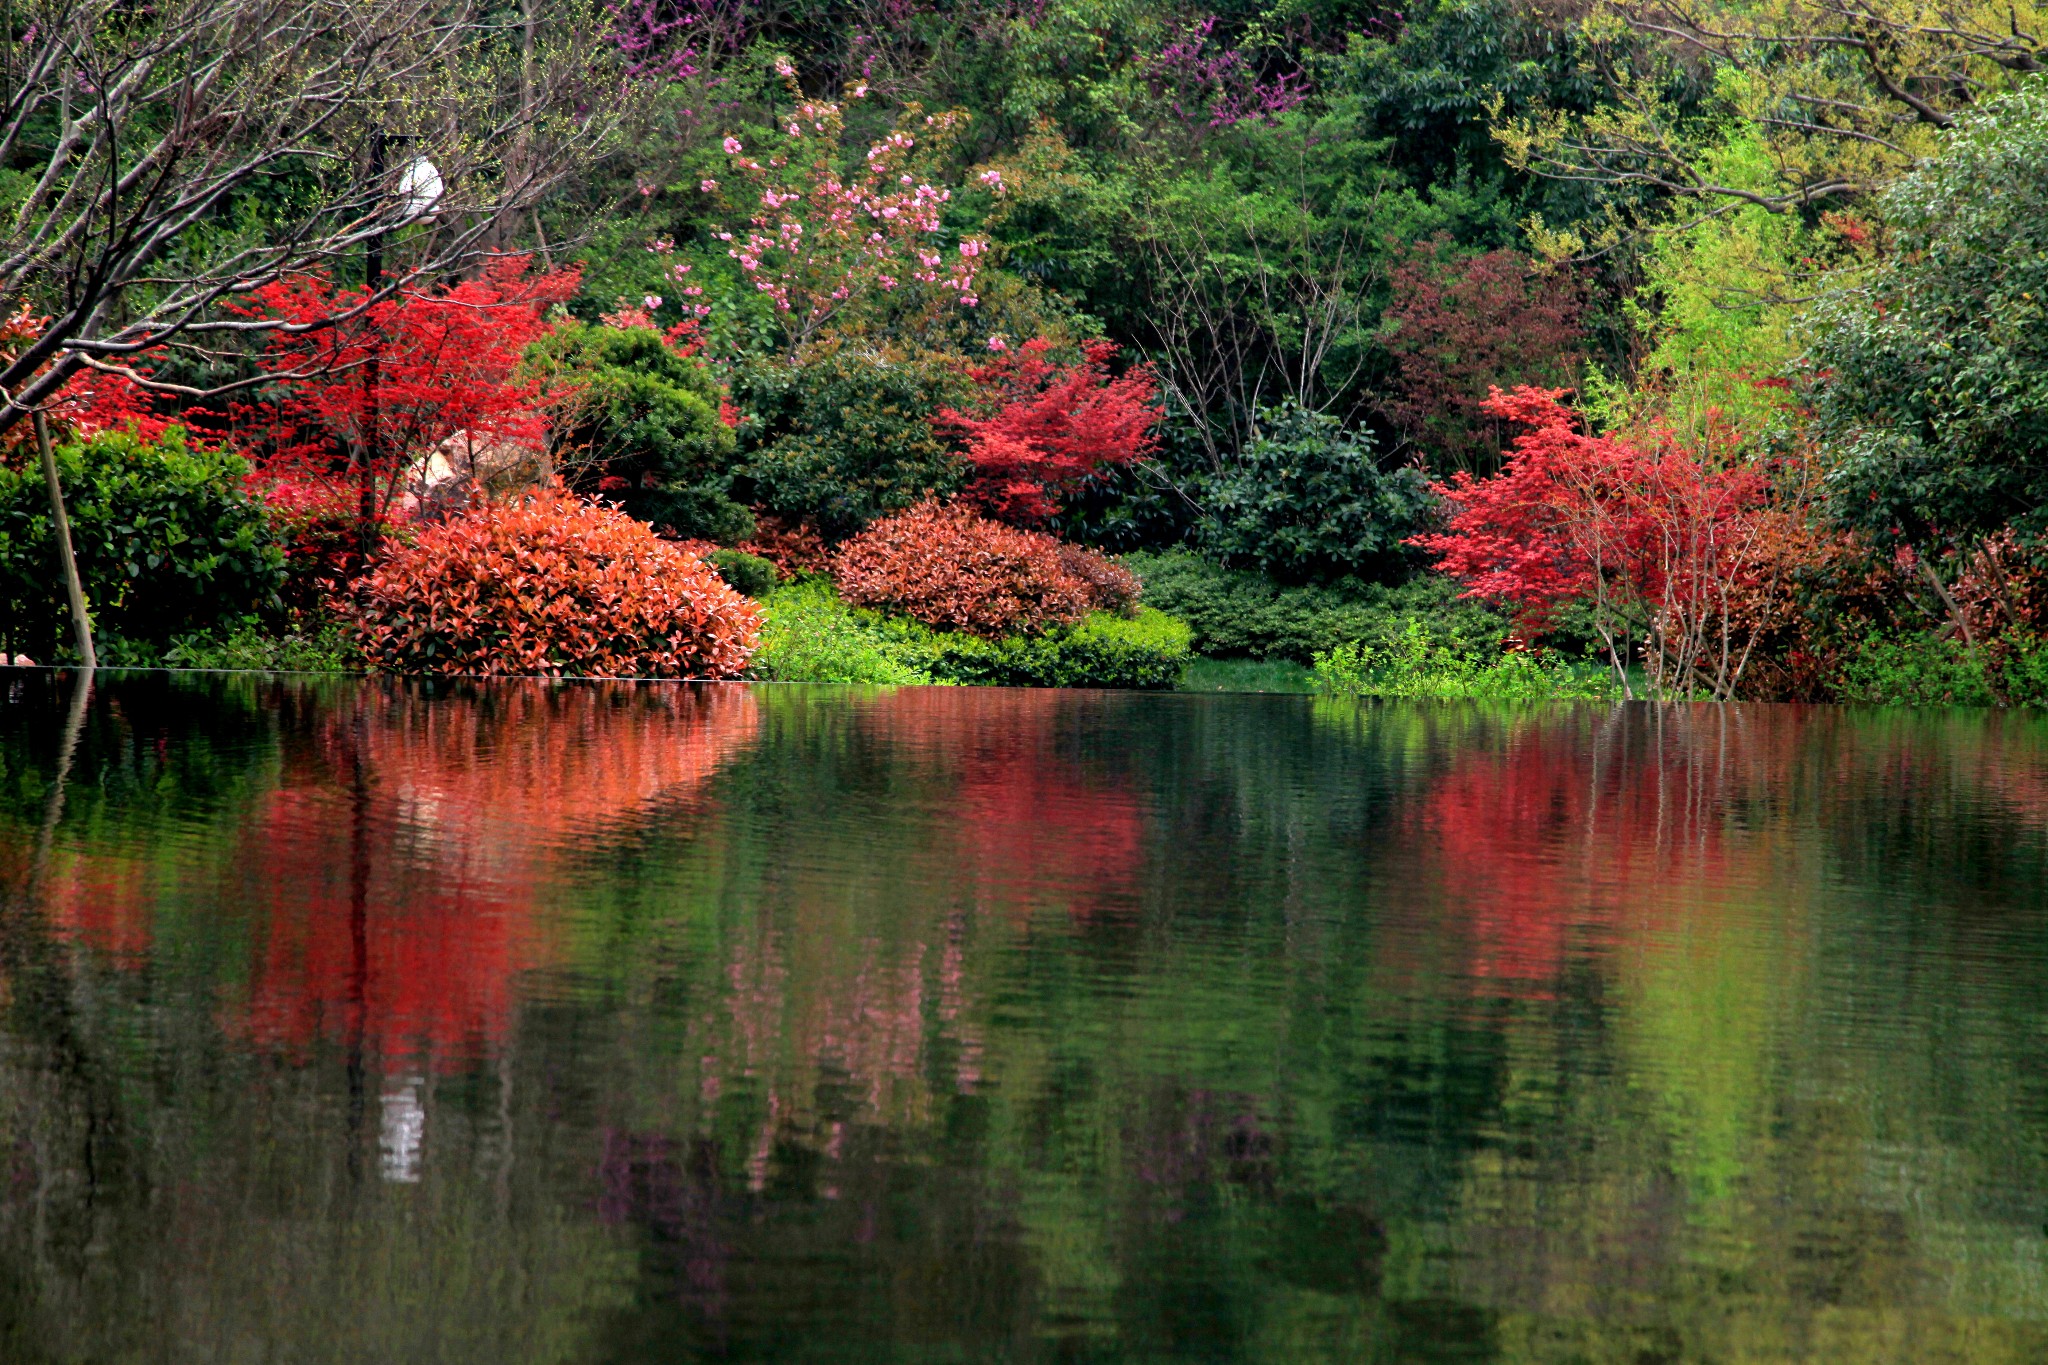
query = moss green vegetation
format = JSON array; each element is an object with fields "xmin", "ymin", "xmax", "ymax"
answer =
[
  {"xmin": 752, "ymin": 578, "xmax": 1190, "ymax": 688},
  {"xmin": 1833, "ymin": 631, "xmax": 2048, "ymax": 708},
  {"xmin": 1313, "ymin": 621, "xmax": 1617, "ymax": 701},
  {"xmin": 96, "ymin": 616, "xmax": 361, "ymax": 672},
  {"xmin": 1177, "ymin": 658, "xmax": 1319, "ymax": 694},
  {"xmin": 751, "ymin": 579, "xmax": 939, "ymax": 685}
]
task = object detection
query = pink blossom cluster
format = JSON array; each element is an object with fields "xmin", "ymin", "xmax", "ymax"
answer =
[
  {"xmin": 646, "ymin": 237, "xmax": 712, "ymax": 319},
  {"xmin": 708, "ymin": 95, "xmax": 991, "ymax": 347}
]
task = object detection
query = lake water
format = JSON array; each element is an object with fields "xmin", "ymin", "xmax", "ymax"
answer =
[{"xmin": 1, "ymin": 672, "xmax": 2045, "ymax": 1362}]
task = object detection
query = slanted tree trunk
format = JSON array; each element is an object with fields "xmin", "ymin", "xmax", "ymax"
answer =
[{"xmin": 32, "ymin": 411, "xmax": 95, "ymax": 669}]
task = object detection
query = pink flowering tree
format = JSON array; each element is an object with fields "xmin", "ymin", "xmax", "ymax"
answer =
[{"xmin": 703, "ymin": 72, "xmax": 994, "ymax": 354}]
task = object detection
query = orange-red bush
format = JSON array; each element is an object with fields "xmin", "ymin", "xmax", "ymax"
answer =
[
  {"xmin": 831, "ymin": 501, "xmax": 1093, "ymax": 637},
  {"xmin": 356, "ymin": 487, "xmax": 759, "ymax": 677}
]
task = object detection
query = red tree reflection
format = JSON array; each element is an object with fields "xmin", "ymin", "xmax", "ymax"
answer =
[
  {"xmin": 231, "ymin": 682, "xmax": 761, "ymax": 1073},
  {"xmin": 860, "ymin": 688, "xmax": 1147, "ymax": 919},
  {"xmin": 1388, "ymin": 708, "xmax": 1756, "ymax": 994}
]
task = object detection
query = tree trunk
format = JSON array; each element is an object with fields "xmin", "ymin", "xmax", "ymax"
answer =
[{"xmin": 33, "ymin": 411, "xmax": 95, "ymax": 669}]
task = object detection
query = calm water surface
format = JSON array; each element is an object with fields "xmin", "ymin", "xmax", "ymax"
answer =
[{"xmin": 1, "ymin": 673, "xmax": 2045, "ymax": 1362}]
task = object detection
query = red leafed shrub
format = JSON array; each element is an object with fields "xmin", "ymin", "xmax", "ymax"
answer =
[
  {"xmin": 832, "ymin": 501, "xmax": 1093, "ymax": 636},
  {"xmin": 1057, "ymin": 544, "xmax": 1142, "ymax": 615},
  {"xmin": 939, "ymin": 338, "xmax": 1161, "ymax": 523},
  {"xmin": 356, "ymin": 486, "xmax": 760, "ymax": 677}
]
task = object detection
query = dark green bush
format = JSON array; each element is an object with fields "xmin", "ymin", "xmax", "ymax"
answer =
[
  {"xmin": 1124, "ymin": 550, "xmax": 1511, "ymax": 663},
  {"xmin": 0, "ymin": 428, "xmax": 284, "ymax": 661},
  {"xmin": 731, "ymin": 350, "xmax": 966, "ymax": 540},
  {"xmin": 523, "ymin": 321, "xmax": 748, "ymax": 541},
  {"xmin": 704, "ymin": 547, "xmax": 780, "ymax": 598},
  {"xmin": 1194, "ymin": 403, "xmax": 1437, "ymax": 584}
]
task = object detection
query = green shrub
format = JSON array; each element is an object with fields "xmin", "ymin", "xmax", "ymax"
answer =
[
  {"xmin": 751, "ymin": 580, "xmax": 1190, "ymax": 688},
  {"xmin": 1178, "ymin": 657, "xmax": 1320, "ymax": 694},
  {"xmin": 918, "ymin": 607, "xmax": 1192, "ymax": 688},
  {"xmin": 1195, "ymin": 403, "xmax": 1437, "ymax": 584},
  {"xmin": 751, "ymin": 579, "xmax": 937, "ymax": 684},
  {"xmin": 704, "ymin": 547, "xmax": 780, "ymax": 598},
  {"xmin": 1124, "ymin": 550, "xmax": 1512, "ymax": 663},
  {"xmin": 0, "ymin": 427, "xmax": 284, "ymax": 662},
  {"xmin": 1833, "ymin": 631, "xmax": 2004, "ymax": 706},
  {"xmin": 1314, "ymin": 621, "xmax": 1615, "ymax": 700},
  {"xmin": 2001, "ymin": 635, "xmax": 2048, "ymax": 706},
  {"xmin": 152, "ymin": 617, "xmax": 361, "ymax": 672},
  {"xmin": 523, "ymin": 321, "xmax": 748, "ymax": 540},
  {"xmin": 731, "ymin": 350, "xmax": 966, "ymax": 540}
]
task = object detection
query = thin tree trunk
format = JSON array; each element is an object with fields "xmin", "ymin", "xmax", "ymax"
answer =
[{"xmin": 33, "ymin": 411, "xmax": 95, "ymax": 669}]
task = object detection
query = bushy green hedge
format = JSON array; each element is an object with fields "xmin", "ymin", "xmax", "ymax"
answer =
[
  {"xmin": 1194, "ymin": 402, "xmax": 1436, "ymax": 584},
  {"xmin": 1314, "ymin": 622, "xmax": 1615, "ymax": 700},
  {"xmin": 0, "ymin": 427, "xmax": 284, "ymax": 661},
  {"xmin": 1834, "ymin": 630, "xmax": 2048, "ymax": 707},
  {"xmin": 523, "ymin": 321, "xmax": 747, "ymax": 541},
  {"xmin": 1124, "ymin": 550, "xmax": 1511, "ymax": 663},
  {"xmin": 751, "ymin": 579, "xmax": 1190, "ymax": 688},
  {"xmin": 917, "ymin": 607, "xmax": 1191, "ymax": 688}
]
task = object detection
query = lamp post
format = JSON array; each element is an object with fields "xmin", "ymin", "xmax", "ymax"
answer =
[{"xmin": 356, "ymin": 134, "xmax": 442, "ymax": 561}]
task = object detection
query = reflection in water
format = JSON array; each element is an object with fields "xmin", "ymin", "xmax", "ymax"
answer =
[{"xmin": 1, "ymin": 675, "xmax": 2046, "ymax": 1361}]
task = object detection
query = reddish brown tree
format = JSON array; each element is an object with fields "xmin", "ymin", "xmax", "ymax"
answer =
[
  {"xmin": 1380, "ymin": 239, "xmax": 1587, "ymax": 476},
  {"xmin": 1411, "ymin": 386, "xmax": 1781, "ymax": 699}
]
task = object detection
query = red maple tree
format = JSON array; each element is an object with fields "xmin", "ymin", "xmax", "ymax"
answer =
[
  {"xmin": 1412, "ymin": 386, "xmax": 1780, "ymax": 697},
  {"xmin": 938, "ymin": 338, "xmax": 1161, "ymax": 523},
  {"xmin": 235, "ymin": 255, "xmax": 581, "ymax": 546}
]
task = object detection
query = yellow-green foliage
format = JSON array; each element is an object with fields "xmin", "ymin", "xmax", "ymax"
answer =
[{"xmin": 1500, "ymin": 0, "xmax": 2044, "ymax": 252}]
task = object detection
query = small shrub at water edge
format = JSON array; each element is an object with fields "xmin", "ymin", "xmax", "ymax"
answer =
[
  {"xmin": 356, "ymin": 487, "xmax": 759, "ymax": 677},
  {"xmin": 750, "ymin": 579, "xmax": 936, "ymax": 684},
  {"xmin": 1314, "ymin": 622, "xmax": 1615, "ymax": 700},
  {"xmin": 1833, "ymin": 630, "xmax": 2048, "ymax": 707},
  {"xmin": 919, "ymin": 607, "xmax": 1191, "ymax": 688},
  {"xmin": 750, "ymin": 579, "xmax": 1189, "ymax": 688},
  {"xmin": 1125, "ymin": 550, "xmax": 1513, "ymax": 663},
  {"xmin": 96, "ymin": 614, "xmax": 361, "ymax": 671}
]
